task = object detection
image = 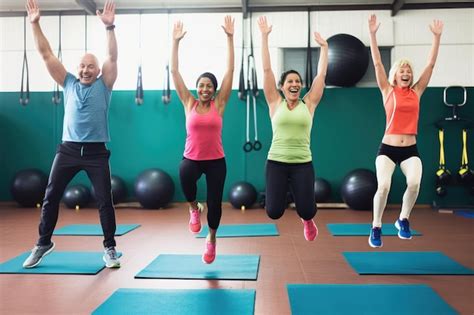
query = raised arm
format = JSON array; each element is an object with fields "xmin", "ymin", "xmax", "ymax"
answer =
[
  {"xmin": 413, "ymin": 20, "xmax": 443, "ymax": 96},
  {"xmin": 303, "ymin": 32, "xmax": 328, "ymax": 114},
  {"xmin": 257, "ymin": 16, "xmax": 281, "ymax": 112},
  {"xmin": 170, "ymin": 21, "xmax": 194, "ymax": 110},
  {"xmin": 215, "ymin": 15, "xmax": 235, "ymax": 114},
  {"xmin": 26, "ymin": 0, "xmax": 66, "ymax": 87},
  {"xmin": 97, "ymin": 0, "xmax": 117, "ymax": 90},
  {"xmin": 368, "ymin": 14, "xmax": 390, "ymax": 95}
]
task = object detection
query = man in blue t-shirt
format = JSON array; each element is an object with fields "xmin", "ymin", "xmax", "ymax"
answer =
[{"xmin": 23, "ymin": 0, "xmax": 120, "ymax": 269}]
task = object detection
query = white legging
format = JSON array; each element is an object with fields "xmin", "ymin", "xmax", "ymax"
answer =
[{"xmin": 372, "ymin": 155, "xmax": 422, "ymax": 227}]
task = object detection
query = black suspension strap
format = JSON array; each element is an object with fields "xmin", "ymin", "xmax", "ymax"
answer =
[
  {"xmin": 305, "ymin": 10, "xmax": 313, "ymax": 88},
  {"xmin": 238, "ymin": 15, "xmax": 246, "ymax": 101},
  {"xmin": 52, "ymin": 14, "xmax": 62, "ymax": 104},
  {"xmin": 162, "ymin": 13, "xmax": 171, "ymax": 104},
  {"xmin": 135, "ymin": 13, "xmax": 144, "ymax": 105},
  {"xmin": 247, "ymin": 13, "xmax": 261, "ymax": 151},
  {"xmin": 84, "ymin": 13, "xmax": 88, "ymax": 53},
  {"xmin": 20, "ymin": 15, "xmax": 30, "ymax": 105}
]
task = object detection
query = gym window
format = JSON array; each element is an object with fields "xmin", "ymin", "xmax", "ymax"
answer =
[{"xmin": 283, "ymin": 47, "xmax": 392, "ymax": 87}]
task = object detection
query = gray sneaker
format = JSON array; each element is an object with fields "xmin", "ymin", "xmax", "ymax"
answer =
[
  {"xmin": 103, "ymin": 247, "xmax": 121, "ymax": 268},
  {"xmin": 22, "ymin": 242, "xmax": 55, "ymax": 268}
]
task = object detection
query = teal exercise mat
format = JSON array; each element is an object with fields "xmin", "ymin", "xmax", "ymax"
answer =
[
  {"xmin": 196, "ymin": 223, "xmax": 279, "ymax": 238},
  {"xmin": 287, "ymin": 284, "xmax": 457, "ymax": 315},
  {"xmin": 0, "ymin": 251, "xmax": 121, "ymax": 275},
  {"xmin": 93, "ymin": 288, "xmax": 256, "ymax": 315},
  {"xmin": 343, "ymin": 251, "xmax": 474, "ymax": 275},
  {"xmin": 135, "ymin": 254, "xmax": 260, "ymax": 280},
  {"xmin": 327, "ymin": 223, "xmax": 421, "ymax": 236},
  {"xmin": 53, "ymin": 224, "xmax": 140, "ymax": 236}
]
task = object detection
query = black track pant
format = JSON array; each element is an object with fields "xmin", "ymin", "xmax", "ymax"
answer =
[
  {"xmin": 37, "ymin": 142, "xmax": 116, "ymax": 248},
  {"xmin": 265, "ymin": 160, "xmax": 317, "ymax": 220},
  {"xmin": 179, "ymin": 157, "xmax": 226, "ymax": 230}
]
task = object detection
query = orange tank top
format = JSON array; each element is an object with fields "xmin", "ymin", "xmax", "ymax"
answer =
[{"xmin": 384, "ymin": 86, "xmax": 419, "ymax": 135}]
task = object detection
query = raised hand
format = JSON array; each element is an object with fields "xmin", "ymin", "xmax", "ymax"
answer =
[
  {"xmin": 429, "ymin": 19, "xmax": 443, "ymax": 36},
  {"xmin": 25, "ymin": 0, "xmax": 40, "ymax": 23},
  {"xmin": 96, "ymin": 0, "xmax": 115, "ymax": 26},
  {"xmin": 221, "ymin": 15, "xmax": 234, "ymax": 36},
  {"xmin": 257, "ymin": 16, "xmax": 272, "ymax": 35},
  {"xmin": 173, "ymin": 21, "xmax": 187, "ymax": 41},
  {"xmin": 313, "ymin": 32, "xmax": 327, "ymax": 47},
  {"xmin": 368, "ymin": 14, "xmax": 380, "ymax": 34}
]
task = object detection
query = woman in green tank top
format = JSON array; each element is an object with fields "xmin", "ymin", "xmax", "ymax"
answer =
[{"xmin": 257, "ymin": 16, "xmax": 328, "ymax": 241}]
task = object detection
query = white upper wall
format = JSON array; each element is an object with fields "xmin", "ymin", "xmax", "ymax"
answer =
[{"xmin": 0, "ymin": 8, "xmax": 473, "ymax": 92}]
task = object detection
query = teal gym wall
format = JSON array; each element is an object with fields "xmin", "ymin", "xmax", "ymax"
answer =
[{"xmin": 1, "ymin": 87, "xmax": 473, "ymax": 206}]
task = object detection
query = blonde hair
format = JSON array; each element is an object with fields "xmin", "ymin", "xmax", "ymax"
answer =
[{"xmin": 388, "ymin": 59, "xmax": 414, "ymax": 87}]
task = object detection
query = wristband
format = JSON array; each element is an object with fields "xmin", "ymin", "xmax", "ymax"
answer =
[{"xmin": 106, "ymin": 24, "xmax": 115, "ymax": 31}]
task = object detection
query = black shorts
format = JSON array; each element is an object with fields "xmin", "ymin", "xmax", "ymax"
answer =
[{"xmin": 377, "ymin": 143, "xmax": 419, "ymax": 165}]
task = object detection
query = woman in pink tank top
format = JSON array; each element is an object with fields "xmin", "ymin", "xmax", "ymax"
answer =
[
  {"xmin": 368, "ymin": 14, "xmax": 443, "ymax": 248},
  {"xmin": 171, "ymin": 16, "xmax": 235, "ymax": 264}
]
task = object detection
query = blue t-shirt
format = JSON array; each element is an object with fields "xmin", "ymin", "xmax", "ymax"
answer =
[{"xmin": 62, "ymin": 72, "xmax": 111, "ymax": 142}]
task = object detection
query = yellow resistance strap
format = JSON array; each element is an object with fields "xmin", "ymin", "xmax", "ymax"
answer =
[
  {"xmin": 439, "ymin": 129, "xmax": 446, "ymax": 167},
  {"xmin": 459, "ymin": 129, "xmax": 469, "ymax": 174}
]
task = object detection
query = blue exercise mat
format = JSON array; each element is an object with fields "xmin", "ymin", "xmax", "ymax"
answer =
[
  {"xmin": 53, "ymin": 224, "xmax": 140, "ymax": 236},
  {"xmin": 93, "ymin": 288, "xmax": 256, "ymax": 315},
  {"xmin": 327, "ymin": 223, "xmax": 421, "ymax": 236},
  {"xmin": 287, "ymin": 284, "xmax": 457, "ymax": 315},
  {"xmin": 455, "ymin": 210, "xmax": 474, "ymax": 219},
  {"xmin": 196, "ymin": 223, "xmax": 279, "ymax": 238},
  {"xmin": 135, "ymin": 254, "xmax": 260, "ymax": 280},
  {"xmin": 343, "ymin": 251, "xmax": 474, "ymax": 275},
  {"xmin": 0, "ymin": 251, "xmax": 120, "ymax": 275}
]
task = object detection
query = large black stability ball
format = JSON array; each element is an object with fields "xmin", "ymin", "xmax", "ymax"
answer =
[
  {"xmin": 229, "ymin": 181, "xmax": 257, "ymax": 209},
  {"xmin": 91, "ymin": 175, "xmax": 128, "ymax": 204},
  {"xmin": 326, "ymin": 34, "xmax": 369, "ymax": 87},
  {"xmin": 63, "ymin": 184, "xmax": 91, "ymax": 209},
  {"xmin": 340, "ymin": 169, "xmax": 377, "ymax": 210},
  {"xmin": 135, "ymin": 169, "xmax": 175, "ymax": 209},
  {"xmin": 314, "ymin": 178, "xmax": 332, "ymax": 203},
  {"xmin": 10, "ymin": 169, "xmax": 48, "ymax": 207}
]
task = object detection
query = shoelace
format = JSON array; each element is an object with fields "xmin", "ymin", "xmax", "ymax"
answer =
[
  {"xmin": 373, "ymin": 228, "xmax": 381, "ymax": 238},
  {"xmin": 107, "ymin": 249, "xmax": 117, "ymax": 260},
  {"xmin": 190, "ymin": 210, "xmax": 200, "ymax": 223}
]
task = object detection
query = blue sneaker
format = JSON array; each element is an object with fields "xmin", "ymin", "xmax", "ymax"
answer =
[
  {"xmin": 395, "ymin": 219, "xmax": 412, "ymax": 240},
  {"xmin": 368, "ymin": 227, "xmax": 382, "ymax": 248}
]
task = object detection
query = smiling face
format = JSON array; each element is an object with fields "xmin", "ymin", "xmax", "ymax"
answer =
[
  {"xmin": 388, "ymin": 59, "xmax": 415, "ymax": 88},
  {"xmin": 394, "ymin": 64, "xmax": 413, "ymax": 88},
  {"xmin": 280, "ymin": 72, "xmax": 303, "ymax": 102},
  {"xmin": 77, "ymin": 53, "xmax": 100, "ymax": 85},
  {"xmin": 196, "ymin": 77, "xmax": 215, "ymax": 103}
]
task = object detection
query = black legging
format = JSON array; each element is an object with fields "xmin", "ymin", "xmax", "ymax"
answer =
[
  {"xmin": 38, "ymin": 142, "xmax": 117, "ymax": 248},
  {"xmin": 179, "ymin": 157, "xmax": 226, "ymax": 230},
  {"xmin": 265, "ymin": 160, "xmax": 316, "ymax": 220}
]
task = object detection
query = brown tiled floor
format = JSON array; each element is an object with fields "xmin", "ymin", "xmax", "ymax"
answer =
[{"xmin": 0, "ymin": 202, "xmax": 473, "ymax": 314}]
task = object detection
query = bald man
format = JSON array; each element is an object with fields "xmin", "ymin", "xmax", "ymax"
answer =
[{"xmin": 23, "ymin": 0, "xmax": 120, "ymax": 268}]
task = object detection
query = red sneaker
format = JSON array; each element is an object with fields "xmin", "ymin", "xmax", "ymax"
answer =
[
  {"xmin": 189, "ymin": 202, "xmax": 204, "ymax": 234},
  {"xmin": 301, "ymin": 219, "xmax": 318, "ymax": 241},
  {"xmin": 202, "ymin": 240, "xmax": 216, "ymax": 264}
]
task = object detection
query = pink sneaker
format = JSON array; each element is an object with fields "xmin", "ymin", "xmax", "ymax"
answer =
[
  {"xmin": 301, "ymin": 219, "xmax": 318, "ymax": 241},
  {"xmin": 202, "ymin": 240, "xmax": 216, "ymax": 264},
  {"xmin": 189, "ymin": 202, "xmax": 204, "ymax": 234}
]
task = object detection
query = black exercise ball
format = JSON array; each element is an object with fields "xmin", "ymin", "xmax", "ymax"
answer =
[
  {"xmin": 134, "ymin": 169, "xmax": 175, "ymax": 209},
  {"xmin": 91, "ymin": 175, "xmax": 128, "ymax": 204},
  {"xmin": 340, "ymin": 169, "xmax": 377, "ymax": 210},
  {"xmin": 63, "ymin": 184, "xmax": 91, "ymax": 209},
  {"xmin": 229, "ymin": 181, "xmax": 257, "ymax": 209},
  {"xmin": 10, "ymin": 169, "xmax": 48, "ymax": 207},
  {"xmin": 326, "ymin": 34, "xmax": 369, "ymax": 87},
  {"xmin": 314, "ymin": 178, "xmax": 332, "ymax": 203}
]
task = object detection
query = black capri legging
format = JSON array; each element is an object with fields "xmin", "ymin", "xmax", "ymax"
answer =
[
  {"xmin": 179, "ymin": 157, "xmax": 226, "ymax": 230},
  {"xmin": 265, "ymin": 160, "xmax": 316, "ymax": 221}
]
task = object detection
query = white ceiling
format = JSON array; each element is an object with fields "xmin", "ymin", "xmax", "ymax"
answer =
[{"xmin": 1, "ymin": 0, "xmax": 472, "ymax": 13}]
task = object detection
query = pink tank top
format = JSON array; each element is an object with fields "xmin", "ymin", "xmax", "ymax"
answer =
[
  {"xmin": 384, "ymin": 86, "xmax": 419, "ymax": 135},
  {"xmin": 184, "ymin": 100, "xmax": 224, "ymax": 160}
]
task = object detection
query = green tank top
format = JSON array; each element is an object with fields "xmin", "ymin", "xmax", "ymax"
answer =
[{"xmin": 268, "ymin": 99, "xmax": 312, "ymax": 163}]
